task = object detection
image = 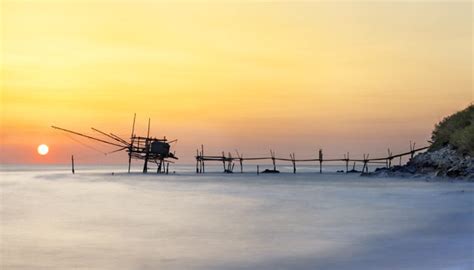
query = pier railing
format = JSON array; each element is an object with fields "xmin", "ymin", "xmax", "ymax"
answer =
[{"xmin": 195, "ymin": 142, "xmax": 429, "ymax": 174}]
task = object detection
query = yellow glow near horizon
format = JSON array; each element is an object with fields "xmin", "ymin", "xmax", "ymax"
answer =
[{"xmin": 1, "ymin": 1, "xmax": 472, "ymax": 164}]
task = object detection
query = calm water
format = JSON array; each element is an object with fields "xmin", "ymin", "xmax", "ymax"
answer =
[{"xmin": 1, "ymin": 165, "xmax": 473, "ymax": 270}]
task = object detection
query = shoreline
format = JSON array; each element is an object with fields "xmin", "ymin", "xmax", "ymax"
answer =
[{"xmin": 367, "ymin": 146, "xmax": 473, "ymax": 181}]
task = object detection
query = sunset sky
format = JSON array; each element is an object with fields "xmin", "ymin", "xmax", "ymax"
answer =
[{"xmin": 1, "ymin": 1, "xmax": 472, "ymax": 164}]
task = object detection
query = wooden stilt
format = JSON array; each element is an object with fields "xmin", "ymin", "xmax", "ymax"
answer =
[
  {"xmin": 291, "ymin": 153, "xmax": 296, "ymax": 174},
  {"xmin": 362, "ymin": 154, "xmax": 370, "ymax": 173},
  {"xmin": 228, "ymin": 152, "xmax": 232, "ymax": 172},
  {"xmin": 128, "ymin": 113, "xmax": 136, "ymax": 174},
  {"xmin": 345, "ymin": 152, "xmax": 349, "ymax": 173},
  {"xmin": 199, "ymin": 151, "xmax": 202, "ymax": 173},
  {"xmin": 157, "ymin": 159, "xmax": 163, "ymax": 174},
  {"xmin": 236, "ymin": 150, "xmax": 243, "ymax": 173},
  {"xmin": 196, "ymin": 149, "xmax": 199, "ymax": 173},
  {"xmin": 271, "ymin": 150, "xmax": 276, "ymax": 171},
  {"xmin": 362, "ymin": 154, "xmax": 366, "ymax": 173},
  {"xmin": 71, "ymin": 155, "xmax": 75, "ymax": 174},
  {"xmin": 222, "ymin": 151, "xmax": 226, "ymax": 172},
  {"xmin": 319, "ymin": 149, "xmax": 323, "ymax": 174},
  {"xmin": 410, "ymin": 141, "xmax": 416, "ymax": 159},
  {"xmin": 201, "ymin": 145, "xmax": 205, "ymax": 173},
  {"xmin": 387, "ymin": 148, "xmax": 393, "ymax": 168},
  {"xmin": 142, "ymin": 118, "xmax": 151, "ymax": 173}
]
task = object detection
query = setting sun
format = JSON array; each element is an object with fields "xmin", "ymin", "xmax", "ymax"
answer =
[{"xmin": 37, "ymin": 144, "xmax": 49, "ymax": 156}]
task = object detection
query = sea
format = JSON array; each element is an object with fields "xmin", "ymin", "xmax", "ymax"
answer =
[{"xmin": 1, "ymin": 164, "xmax": 473, "ymax": 270}]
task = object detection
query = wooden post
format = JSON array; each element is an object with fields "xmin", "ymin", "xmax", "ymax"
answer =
[
  {"xmin": 71, "ymin": 155, "xmax": 75, "ymax": 174},
  {"xmin": 271, "ymin": 150, "xmax": 276, "ymax": 171},
  {"xmin": 128, "ymin": 113, "xmax": 136, "ymax": 174},
  {"xmin": 236, "ymin": 150, "xmax": 243, "ymax": 173},
  {"xmin": 257, "ymin": 165, "xmax": 259, "ymax": 175},
  {"xmin": 201, "ymin": 145, "xmax": 205, "ymax": 173},
  {"xmin": 387, "ymin": 148, "xmax": 393, "ymax": 168},
  {"xmin": 319, "ymin": 149, "xmax": 323, "ymax": 174},
  {"xmin": 166, "ymin": 163, "xmax": 169, "ymax": 174},
  {"xmin": 362, "ymin": 154, "xmax": 366, "ymax": 173},
  {"xmin": 222, "ymin": 151, "xmax": 226, "ymax": 172},
  {"xmin": 142, "ymin": 118, "xmax": 151, "ymax": 173},
  {"xmin": 410, "ymin": 141, "xmax": 416, "ymax": 159},
  {"xmin": 228, "ymin": 152, "xmax": 232, "ymax": 172},
  {"xmin": 291, "ymin": 153, "xmax": 296, "ymax": 174},
  {"xmin": 199, "ymin": 151, "xmax": 202, "ymax": 173},
  {"xmin": 345, "ymin": 152, "xmax": 349, "ymax": 173},
  {"xmin": 196, "ymin": 149, "xmax": 199, "ymax": 173},
  {"xmin": 362, "ymin": 154, "xmax": 369, "ymax": 173},
  {"xmin": 399, "ymin": 156, "xmax": 402, "ymax": 166},
  {"xmin": 157, "ymin": 159, "xmax": 163, "ymax": 174}
]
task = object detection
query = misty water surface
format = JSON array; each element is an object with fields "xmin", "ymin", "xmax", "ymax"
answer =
[{"xmin": 1, "ymin": 166, "xmax": 473, "ymax": 270}]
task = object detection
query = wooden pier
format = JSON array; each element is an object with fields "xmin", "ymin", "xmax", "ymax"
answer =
[{"xmin": 195, "ymin": 142, "xmax": 429, "ymax": 174}]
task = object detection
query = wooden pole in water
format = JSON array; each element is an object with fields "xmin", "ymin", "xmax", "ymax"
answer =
[
  {"xmin": 71, "ymin": 155, "xmax": 75, "ymax": 174},
  {"xmin": 319, "ymin": 149, "xmax": 323, "ymax": 174},
  {"xmin": 409, "ymin": 141, "xmax": 416, "ymax": 159},
  {"xmin": 142, "ymin": 118, "xmax": 151, "ymax": 173},
  {"xmin": 257, "ymin": 165, "xmax": 259, "ymax": 175},
  {"xmin": 128, "ymin": 113, "xmax": 136, "ymax": 174},
  {"xmin": 222, "ymin": 151, "xmax": 226, "ymax": 172},
  {"xmin": 387, "ymin": 148, "xmax": 393, "ymax": 168},
  {"xmin": 201, "ymin": 145, "xmax": 205, "ymax": 173},
  {"xmin": 366, "ymin": 156, "xmax": 369, "ymax": 173},
  {"xmin": 228, "ymin": 152, "xmax": 233, "ymax": 172},
  {"xmin": 157, "ymin": 159, "xmax": 163, "ymax": 174},
  {"xmin": 196, "ymin": 149, "xmax": 199, "ymax": 173},
  {"xmin": 362, "ymin": 154, "xmax": 369, "ymax": 173},
  {"xmin": 291, "ymin": 153, "xmax": 296, "ymax": 174},
  {"xmin": 271, "ymin": 150, "xmax": 276, "ymax": 171},
  {"xmin": 236, "ymin": 150, "xmax": 243, "ymax": 173},
  {"xmin": 198, "ymin": 150, "xmax": 202, "ymax": 173},
  {"xmin": 345, "ymin": 152, "xmax": 349, "ymax": 173},
  {"xmin": 362, "ymin": 154, "xmax": 366, "ymax": 173}
]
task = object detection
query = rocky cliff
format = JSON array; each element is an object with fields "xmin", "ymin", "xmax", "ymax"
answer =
[
  {"xmin": 372, "ymin": 146, "xmax": 473, "ymax": 180},
  {"xmin": 371, "ymin": 104, "xmax": 473, "ymax": 180}
]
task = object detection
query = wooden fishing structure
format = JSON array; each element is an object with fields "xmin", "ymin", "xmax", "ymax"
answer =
[
  {"xmin": 52, "ymin": 114, "xmax": 178, "ymax": 174},
  {"xmin": 195, "ymin": 141, "xmax": 428, "ymax": 174}
]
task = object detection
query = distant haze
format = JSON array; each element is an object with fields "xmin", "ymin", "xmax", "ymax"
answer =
[{"xmin": 1, "ymin": 1, "xmax": 472, "ymax": 164}]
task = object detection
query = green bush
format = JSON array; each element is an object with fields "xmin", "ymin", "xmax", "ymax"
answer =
[{"xmin": 430, "ymin": 104, "xmax": 474, "ymax": 156}]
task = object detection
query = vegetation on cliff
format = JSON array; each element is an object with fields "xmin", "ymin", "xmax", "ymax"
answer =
[
  {"xmin": 430, "ymin": 104, "xmax": 473, "ymax": 156},
  {"xmin": 372, "ymin": 104, "xmax": 473, "ymax": 179}
]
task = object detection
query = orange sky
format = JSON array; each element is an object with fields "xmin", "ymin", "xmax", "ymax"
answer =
[{"xmin": 1, "ymin": 1, "xmax": 472, "ymax": 164}]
